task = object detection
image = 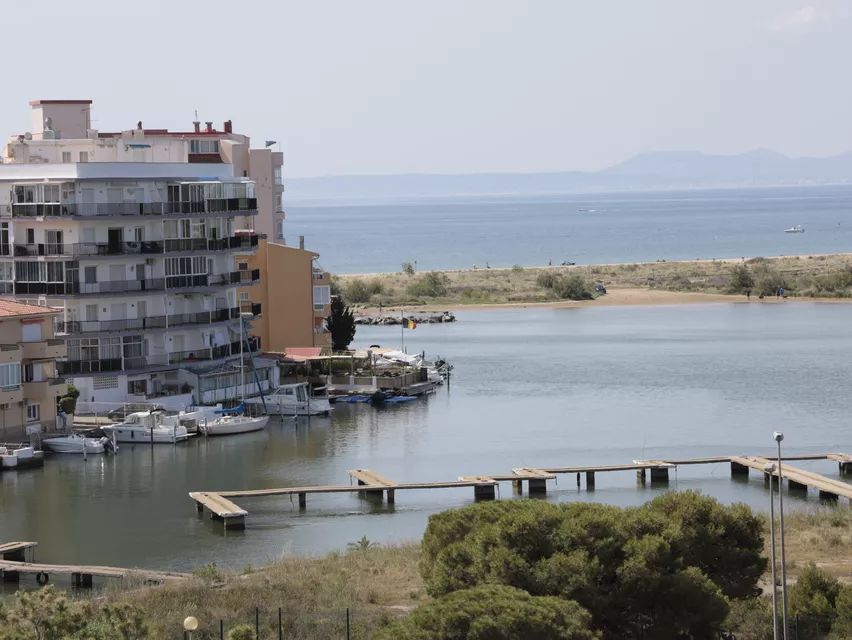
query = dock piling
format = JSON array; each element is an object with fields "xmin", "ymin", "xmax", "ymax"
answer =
[
  {"xmin": 585, "ymin": 471, "xmax": 596, "ymax": 488},
  {"xmin": 386, "ymin": 489, "xmax": 395, "ymax": 504},
  {"xmin": 513, "ymin": 479, "xmax": 523, "ymax": 495},
  {"xmin": 528, "ymin": 478, "xmax": 547, "ymax": 494},
  {"xmin": 298, "ymin": 493, "xmax": 306, "ymax": 509},
  {"xmin": 473, "ymin": 484, "xmax": 496, "ymax": 500},
  {"xmin": 649, "ymin": 467, "xmax": 669, "ymax": 483},
  {"xmin": 731, "ymin": 460, "xmax": 750, "ymax": 476},
  {"xmin": 637, "ymin": 469, "xmax": 647, "ymax": 484}
]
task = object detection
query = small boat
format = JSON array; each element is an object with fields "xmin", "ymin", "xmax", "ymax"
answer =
[
  {"xmin": 201, "ymin": 404, "xmax": 269, "ymax": 436},
  {"xmin": 784, "ymin": 225, "xmax": 805, "ymax": 233},
  {"xmin": 0, "ymin": 446, "xmax": 43, "ymax": 469},
  {"xmin": 42, "ymin": 434, "xmax": 110, "ymax": 454},
  {"xmin": 247, "ymin": 383, "xmax": 332, "ymax": 416},
  {"xmin": 102, "ymin": 410, "xmax": 190, "ymax": 444}
]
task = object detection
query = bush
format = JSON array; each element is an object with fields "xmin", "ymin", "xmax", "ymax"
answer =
[
  {"xmin": 402, "ymin": 262, "xmax": 415, "ymax": 276},
  {"xmin": 419, "ymin": 492, "xmax": 765, "ymax": 638},
  {"xmin": 228, "ymin": 624, "xmax": 256, "ymax": 640},
  {"xmin": 406, "ymin": 272, "xmax": 449, "ymax": 298},
  {"xmin": 343, "ymin": 278, "xmax": 384, "ymax": 303},
  {"xmin": 511, "ymin": 264, "xmax": 524, "ymax": 273},
  {"xmin": 59, "ymin": 396, "xmax": 76, "ymax": 415},
  {"xmin": 789, "ymin": 563, "xmax": 840, "ymax": 633},
  {"xmin": 553, "ymin": 275, "xmax": 593, "ymax": 300},
  {"xmin": 727, "ymin": 264, "xmax": 755, "ymax": 294},
  {"xmin": 724, "ymin": 597, "xmax": 774, "ymax": 640},
  {"xmin": 374, "ymin": 585, "xmax": 599, "ymax": 640},
  {"xmin": 753, "ymin": 265, "xmax": 788, "ymax": 297},
  {"xmin": 536, "ymin": 272, "xmax": 557, "ymax": 290}
]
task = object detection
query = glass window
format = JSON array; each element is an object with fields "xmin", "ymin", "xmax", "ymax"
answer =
[
  {"xmin": 26, "ymin": 403, "xmax": 39, "ymax": 422},
  {"xmin": 313, "ymin": 286, "xmax": 331, "ymax": 305},
  {"xmin": 273, "ymin": 167, "xmax": 282, "ymax": 185},
  {"xmin": 190, "ymin": 140, "xmax": 219, "ymax": 154},
  {"xmin": 100, "ymin": 337, "xmax": 121, "ymax": 360},
  {"xmin": 0, "ymin": 363, "xmax": 21, "ymax": 389}
]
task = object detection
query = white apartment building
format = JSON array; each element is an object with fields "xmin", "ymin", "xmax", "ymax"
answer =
[{"xmin": 0, "ymin": 100, "xmax": 271, "ymax": 411}]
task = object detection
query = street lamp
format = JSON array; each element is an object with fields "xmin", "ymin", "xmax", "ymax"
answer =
[
  {"xmin": 774, "ymin": 431, "xmax": 789, "ymax": 640},
  {"xmin": 764, "ymin": 461, "xmax": 779, "ymax": 640},
  {"xmin": 184, "ymin": 616, "xmax": 199, "ymax": 639}
]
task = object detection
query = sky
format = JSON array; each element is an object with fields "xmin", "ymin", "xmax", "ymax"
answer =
[{"xmin": 2, "ymin": 0, "xmax": 850, "ymax": 178}]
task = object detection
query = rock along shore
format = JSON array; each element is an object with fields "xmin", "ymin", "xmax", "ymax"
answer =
[{"xmin": 354, "ymin": 312, "xmax": 456, "ymax": 325}]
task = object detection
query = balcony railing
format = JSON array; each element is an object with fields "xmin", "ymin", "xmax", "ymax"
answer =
[
  {"xmin": 55, "ymin": 303, "xmax": 260, "ymax": 335},
  {"xmin": 10, "ymin": 199, "xmax": 258, "ymax": 219},
  {"xmin": 11, "ymin": 235, "xmax": 259, "ymax": 258},
  {"xmin": 13, "ymin": 269, "xmax": 260, "ymax": 296},
  {"xmin": 56, "ymin": 337, "xmax": 260, "ymax": 375}
]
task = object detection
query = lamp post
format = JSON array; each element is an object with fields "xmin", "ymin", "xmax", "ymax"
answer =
[
  {"xmin": 774, "ymin": 431, "xmax": 789, "ymax": 640},
  {"xmin": 764, "ymin": 461, "xmax": 779, "ymax": 640},
  {"xmin": 183, "ymin": 616, "xmax": 199, "ymax": 640}
]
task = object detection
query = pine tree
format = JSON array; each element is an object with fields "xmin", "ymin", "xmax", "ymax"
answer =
[{"xmin": 326, "ymin": 297, "xmax": 356, "ymax": 351}]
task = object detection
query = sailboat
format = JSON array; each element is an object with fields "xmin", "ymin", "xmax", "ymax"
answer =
[{"xmin": 201, "ymin": 320, "xmax": 269, "ymax": 436}]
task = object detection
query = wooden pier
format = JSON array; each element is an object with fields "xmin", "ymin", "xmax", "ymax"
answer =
[
  {"xmin": 189, "ymin": 453, "xmax": 852, "ymax": 531},
  {"xmin": 0, "ymin": 541, "xmax": 188, "ymax": 588}
]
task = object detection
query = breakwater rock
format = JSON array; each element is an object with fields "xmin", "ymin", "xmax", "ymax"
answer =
[{"xmin": 354, "ymin": 312, "xmax": 456, "ymax": 326}]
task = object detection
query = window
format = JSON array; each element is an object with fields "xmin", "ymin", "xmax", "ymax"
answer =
[
  {"xmin": 277, "ymin": 220, "xmax": 285, "ymax": 241},
  {"xmin": 26, "ymin": 229, "xmax": 34, "ymax": 244},
  {"xmin": 273, "ymin": 167, "xmax": 282, "ymax": 185},
  {"xmin": 238, "ymin": 262, "xmax": 248, "ymax": 272},
  {"xmin": 239, "ymin": 292, "xmax": 249, "ymax": 302},
  {"xmin": 67, "ymin": 338, "xmax": 99, "ymax": 362},
  {"xmin": 100, "ymin": 336, "xmax": 121, "ymax": 360},
  {"xmin": 190, "ymin": 140, "xmax": 219, "ymax": 154},
  {"xmin": 84, "ymin": 266, "xmax": 97, "ymax": 284},
  {"xmin": 122, "ymin": 335, "xmax": 144, "ymax": 359},
  {"xmin": 62, "ymin": 152, "xmax": 71, "ymax": 163},
  {"xmin": 26, "ymin": 403, "xmax": 39, "ymax": 422},
  {"xmin": 127, "ymin": 379, "xmax": 147, "ymax": 395},
  {"xmin": 275, "ymin": 194, "xmax": 283, "ymax": 213},
  {"xmin": 0, "ymin": 363, "xmax": 21, "ymax": 390},
  {"xmin": 313, "ymin": 285, "xmax": 331, "ymax": 306},
  {"xmin": 22, "ymin": 363, "xmax": 34, "ymax": 383},
  {"xmin": 165, "ymin": 257, "xmax": 207, "ymax": 276},
  {"xmin": 22, "ymin": 322, "xmax": 41, "ymax": 342},
  {"xmin": 78, "ymin": 151, "xmax": 88, "ymax": 163}
]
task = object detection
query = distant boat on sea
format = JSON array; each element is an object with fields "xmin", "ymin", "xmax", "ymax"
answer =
[{"xmin": 784, "ymin": 225, "xmax": 805, "ymax": 233}]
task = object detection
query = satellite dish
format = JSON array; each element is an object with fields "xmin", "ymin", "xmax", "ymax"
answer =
[
  {"xmin": 24, "ymin": 132, "xmax": 32, "ymax": 140},
  {"xmin": 44, "ymin": 117, "xmax": 52, "ymax": 129}
]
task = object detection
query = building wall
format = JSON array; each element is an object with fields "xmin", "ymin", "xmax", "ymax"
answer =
[
  {"xmin": 248, "ymin": 149, "xmax": 275, "ymax": 240},
  {"xmin": 241, "ymin": 240, "xmax": 324, "ymax": 352}
]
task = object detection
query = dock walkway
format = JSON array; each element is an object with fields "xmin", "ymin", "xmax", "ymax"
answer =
[
  {"xmin": 190, "ymin": 453, "xmax": 852, "ymax": 531},
  {"xmin": 0, "ymin": 558, "xmax": 188, "ymax": 588}
]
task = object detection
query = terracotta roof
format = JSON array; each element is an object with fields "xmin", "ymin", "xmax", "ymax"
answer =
[{"xmin": 0, "ymin": 300, "xmax": 61, "ymax": 318}]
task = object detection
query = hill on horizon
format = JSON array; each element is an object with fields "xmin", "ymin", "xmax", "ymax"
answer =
[{"xmin": 285, "ymin": 149, "xmax": 852, "ymax": 201}]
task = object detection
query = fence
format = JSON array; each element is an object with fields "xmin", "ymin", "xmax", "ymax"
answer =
[{"xmin": 180, "ymin": 607, "xmax": 374, "ymax": 640}]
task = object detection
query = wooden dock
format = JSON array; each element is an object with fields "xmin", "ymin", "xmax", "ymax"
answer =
[
  {"xmin": 189, "ymin": 453, "xmax": 852, "ymax": 531},
  {"xmin": 0, "ymin": 541, "xmax": 188, "ymax": 588}
]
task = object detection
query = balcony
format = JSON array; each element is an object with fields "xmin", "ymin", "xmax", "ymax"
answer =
[
  {"xmin": 13, "ymin": 269, "xmax": 260, "ymax": 297},
  {"xmin": 56, "ymin": 337, "xmax": 260, "ymax": 376},
  {"xmin": 10, "ymin": 235, "xmax": 260, "ymax": 259},
  {"xmin": 24, "ymin": 378, "xmax": 67, "ymax": 399},
  {"xmin": 21, "ymin": 339, "xmax": 67, "ymax": 361},
  {"xmin": 55, "ymin": 304, "xmax": 259, "ymax": 335},
  {"xmin": 0, "ymin": 343, "xmax": 21, "ymax": 364},
  {"xmin": 0, "ymin": 384, "xmax": 23, "ymax": 405},
  {"xmin": 10, "ymin": 199, "xmax": 258, "ymax": 219}
]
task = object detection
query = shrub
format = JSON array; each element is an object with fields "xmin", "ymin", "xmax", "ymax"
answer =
[
  {"xmin": 59, "ymin": 396, "xmax": 76, "ymax": 415},
  {"xmin": 374, "ymin": 585, "xmax": 599, "ymax": 640},
  {"xmin": 753, "ymin": 265, "xmax": 788, "ymax": 297},
  {"xmin": 406, "ymin": 272, "xmax": 449, "ymax": 298},
  {"xmin": 402, "ymin": 262, "xmax": 415, "ymax": 276},
  {"xmin": 724, "ymin": 597, "xmax": 774, "ymax": 640},
  {"xmin": 789, "ymin": 563, "xmax": 840, "ymax": 633},
  {"xmin": 419, "ymin": 492, "xmax": 763, "ymax": 638},
  {"xmin": 512, "ymin": 264, "xmax": 524, "ymax": 273},
  {"xmin": 228, "ymin": 624, "xmax": 256, "ymax": 640},
  {"xmin": 553, "ymin": 275, "xmax": 593, "ymax": 300},
  {"xmin": 727, "ymin": 264, "xmax": 755, "ymax": 293},
  {"xmin": 343, "ymin": 279, "xmax": 372, "ymax": 303},
  {"xmin": 536, "ymin": 272, "xmax": 557, "ymax": 290}
]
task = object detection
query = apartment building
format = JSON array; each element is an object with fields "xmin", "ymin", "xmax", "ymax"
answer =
[
  {"xmin": 239, "ymin": 239, "xmax": 331, "ymax": 352},
  {"xmin": 0, "ymin": 299, "xmax": 66, "ymax": 442},
  {"xmin": 0, "ymin": 100, "xmax": 267, "ymax": 411}
]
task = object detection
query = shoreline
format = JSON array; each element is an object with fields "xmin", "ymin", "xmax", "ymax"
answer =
[{"xmin": 354, "ymin": 286, "xmax": 852, "ymax": 315}]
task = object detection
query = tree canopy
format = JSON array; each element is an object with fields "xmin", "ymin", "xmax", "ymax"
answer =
[
  {"xmin": 326, "ymin": 296, "xmax": 356, "ymax": 351},
  {"xmin": 418, "ymin": 491, "xmax": 766, "ymax": 639}
]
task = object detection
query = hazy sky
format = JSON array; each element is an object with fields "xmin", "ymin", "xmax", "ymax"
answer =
[{"xmin": 2, "ymin": 1, "xmax": 849, "ymax": 177}]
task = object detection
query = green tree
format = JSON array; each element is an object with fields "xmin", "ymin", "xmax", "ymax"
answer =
[
  {"xmin": 830, "ymin": 585, "xmax": 852, "ymax": 637},
  {"xmin": 374, "ymin": 585, "xmax": 599, "ymax": 640},
  {"xmin": 727, "ymin": 264, "xmax": 755, "ymax": 293},
  {"xmin": 789, "ymin": 563, "xmax": 840, "ymax": 634},
  {"xmin": 419, "ymin": 494, "xmax": 762, "ymax": 639},
  {"xmin": 402, "ymin": 262, "xmax": 415, "ymax": 276},
  {"xmin": 343, "ymin": 278, "xmax": 372, "ymax": 303},
  {"xmin": 326, "ymin": 297, "xmax": 356, "ymax": 351}
]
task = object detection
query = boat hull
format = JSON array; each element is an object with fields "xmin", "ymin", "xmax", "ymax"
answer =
[
  {"xmin": 102, "ymin": 426, "xmax": 190, "ymax": 444},
  {"xmin": 42, "ymin": 436, "xmax": 106, "ymax": 454},
  {"xmin": 247, "ymin": 399, "xmax": 332, "ymax": 416},
  {"xmin": 203, "ymin": 415, "xmax": 269, "ymax": 436}
]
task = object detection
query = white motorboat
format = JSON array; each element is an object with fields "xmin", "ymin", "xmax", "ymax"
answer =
[
  {"xmin": 246, "ymin": 383, "xmax": 332, "ymax": 416},
  {"xmin": 0, "ymin": 446, "xmax": 43, "ymax": 469},
  {"xmin": 201, "ymin": 413, "xmax": 269, "ymax": 436},
  {"xmin": 784, "ymin": 225, "xmax": 805, "ymax": 233},
  {"xmin": 42, "ymin": 434, "xmax": 109, "ymax": 454},
  {"xmin": 102, "ymin": 410, "xmax": 190, "ymax": 443}
]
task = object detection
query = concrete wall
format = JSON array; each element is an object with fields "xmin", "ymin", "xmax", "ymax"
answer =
[
  {"xmin": 248, "ymin": 149, "xmax": 275, "ymax": 240},
  {"xmin": 31, "ymin": 102, "xmax": 91, "ymax": 140}
]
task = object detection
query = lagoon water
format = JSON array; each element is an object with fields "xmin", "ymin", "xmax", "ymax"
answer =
[
  {"xmin": 2, "ymin": 302, "xmax": 851, "ymax": 577},
  {"xmin": 285, "ymin": 185, "xmax": 852, "ymax": 273}
]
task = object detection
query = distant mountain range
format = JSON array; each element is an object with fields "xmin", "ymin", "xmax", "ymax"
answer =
[{"xmin": 285, "ymin": 150, "xmax": 852, "ymax": 201}]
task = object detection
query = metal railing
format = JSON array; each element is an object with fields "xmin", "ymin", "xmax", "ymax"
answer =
[
  {"xmin": 56, "ymin": 337, "xmax": 260, "ymax": 375},
  {"xmin": 55, "ymin": 304, "xmax": 260, "ymax": 335},
  {"xmin": 10, "ymin": 235, "xmax": 258, "ymax": 258},
  {"xmin": 13, "ymin": 269, "xmax": 259, "ymax": 296},
  {"xmin": 10, "ymin": 199, "xmax": 258, "ymax": 219}
]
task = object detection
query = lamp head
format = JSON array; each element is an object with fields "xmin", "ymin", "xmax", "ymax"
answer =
[
  {"xmin": 773, "ymin": 431, "xmax": 784, "ymax": 443},
  {"xmin": 184, "ymin": 617, "xmax": 199, "ymax": 631},
  {"xmin": 764, "ymin": 462, "xmax": 776, "ymax": 473}
]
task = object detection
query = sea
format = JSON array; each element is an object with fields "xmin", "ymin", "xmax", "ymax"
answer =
[
  {"xmin": 284, "ymin": 185, "xmax": 852, "ymax": 273},
  {"xmin": 2, "ymin": 186, "xmax": 852, "ymax": 580}
]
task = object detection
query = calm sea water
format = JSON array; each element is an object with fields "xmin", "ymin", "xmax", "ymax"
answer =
[
  {"xmin": 285, "ymin": 186, "xmax": 852, "ymax": 273},
  {"xmin": 2, "ymin": 302, "xmax": 851, "ymax": 579}
]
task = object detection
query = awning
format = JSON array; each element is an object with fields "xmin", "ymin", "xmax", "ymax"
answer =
[{"xmin": 285, "ymin": 347, "xmax": 322, "ymax": 362}]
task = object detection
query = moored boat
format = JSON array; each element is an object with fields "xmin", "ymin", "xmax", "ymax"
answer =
[
  {"xmin": 42, "ymin": 434, "xmax": 109, "ymax": 454},
  {"xmin": 246, "ymin": 383, "xmax": 332, "ymax": 416},
  {"xmin": 784, "ymin": 225, "xmax": 805, "ymax": 233},
  {"xmin": 201, "ymin": 406, "xmax": 269, "ymax": 436},
  {"xmin": 0, "ymin": 446, "xmax": 43, "ymax": 470},
  {"xmin": 102, "ymin": 410, "xmax": 190, "ymax": 444}
]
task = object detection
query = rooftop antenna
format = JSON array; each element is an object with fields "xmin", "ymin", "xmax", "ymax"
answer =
[{"xmin": 194, "ymin": 109, "xmax": 198, "ymax": 121}]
